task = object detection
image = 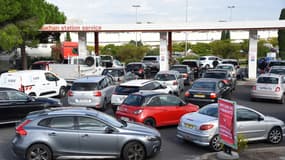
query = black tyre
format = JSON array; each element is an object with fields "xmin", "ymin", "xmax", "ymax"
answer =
[
  {"xmin": 143, "ymin": 118, "xmax": 156, "ymax": 127},
  {"xmin": 268, "ymin": 127, "xmax": 283, "ymax": 144},
  {"xmin": 278, "ymin": 95, "xmax": 284, "ymax": 104},
  {"xmin": 210, "ymin": 135, "xmax": 223, "ymax": 152},
  {"xmin": 122, "ymin": 141, "xmax": 146, "ymax": 160},
  {"xmin": 85, "ymin": 56, "xmax": 95, "ymax": 66},
  {"xmin": 26, "ymin": 144, "xmax": 52, "ymax": 160},
  {"xmin": 58, "ymin": 86, "xmax": 66, "ymax": 98}
]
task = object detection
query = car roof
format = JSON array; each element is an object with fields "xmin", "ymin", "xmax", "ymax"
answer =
[
  {"xmin": 74, "ymin": 75, "xmax": 105, "ymax": 83},
  {"xmin": 127, "ymin": 62, "xmax": 144, "ymax": 65},
  {"xmin": 171, "ymin": 64, "xmax": 188, "ymax": 67},
  {"xmin": 120, "ymin": 79, "xmax": 152, "ymax": 87},
  {"xmin": 222, "ymin": 59, "xmax": 238, "ymax": 62},
  {"xmin": 0, "ymin": 87, "xmax": 18, "ymax": 91},
  {"xmin": 206, "ymin": 69, "xmax": 229, "ymax": 73},
  {"xmin": 32, "ymin": 61, "xmax": 56, "ymax": 64},
  {"xmin": 270, "ymin": 66, "xmax": 285, "ymax": 69},
  {"xmin": 1, "ymin": 70, "xmax": 48, "ymax": 75},
  {"xmin": 103, "ymin": 67, "xmax": 125, "ymax": 70},
  {"xmin": 217, "ymin": 63, "xmax": 235, "ymax": 67},
  {"xmin": 156, "ymin": 70, "xmax": 180, "ymax": 75},
  {"xmin": 258, "ymin": 73, "xmax": 283, "ymax": 78},
  {"xmin": 182, "ymin": 59, "xmax": 198, "ymax": 62},
  {"xmin": 194, "ymin": 78, "xmax": 222, "ymax": 83},
  {"xmin": 205, "ymin": 103, "xmax": 262, "ymax": 113},
  {"xmin": 132, "ymin": 90, "xmax": 168, "ymax": 97}
]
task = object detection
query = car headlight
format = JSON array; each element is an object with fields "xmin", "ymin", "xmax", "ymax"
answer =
[{"xmin": 146, "ymin": 135, "xmax": 159, "ymax": 141}]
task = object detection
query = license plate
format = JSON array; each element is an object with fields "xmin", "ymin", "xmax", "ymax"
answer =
[
  {"xmin": 78, "ymin": 99, "xmax": 90, "ymax": 103},
  {"xmin": 121, "ymin": 117, "xmax": 130, "ymax": 121},
  {"xmin": 184, "ymin": 123, "xmax": 196, "ymax": 129},
  {"xmin": 257, "ymin": 86, "xmax": 273, "ymax": 91},
  {"xmin": 194, "ymin": 94, "xmax": 205, "ymax": 98}
]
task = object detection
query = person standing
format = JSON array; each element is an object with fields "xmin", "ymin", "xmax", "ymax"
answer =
[{"xmin": 212, "ymin": 58, "xmax": 219, "ymax": 68}]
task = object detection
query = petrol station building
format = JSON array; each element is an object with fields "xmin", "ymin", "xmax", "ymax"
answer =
[{"xmin": 40, "ymin": 20, "xmax": 285, "ymax": 79}]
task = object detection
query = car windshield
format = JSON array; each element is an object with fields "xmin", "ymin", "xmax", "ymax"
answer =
[
  {"xmin": 171, "ymin": 67, "xmax": 187, "ymax": 73},
  {"xmin": 216, "ymin": 66, "xmax": 233, "ymax": 71},
  {"xmin": 143, "ymin": 57, "xmax": 157, "ymax": 61},
  {"xmin": 182, "ymin": 61, "xmax": 197, "ymax": 67},
  {"xmin": 222, "ymin": 61, "xmax": 238, "ymax": 66},
  {"xmin": 269, "ymin": 69, "xmax": 285, "ymax": 75},
  {"xmin": 96, "ymin": 111, "xmax": 126, "ymax": 127},
  {"xmin": 123, "ymin": 94, "xmax": 145, "ymax": 106},
  {"xmin": 191, "ymin": 81, "xmax": 216, "ymax": 91},
  {"xmin": 198, "ymin": 105, "xmax": 218, "ymax": 117},
  {"xmin": 102, "ymin": 69, "xmax": 124, "ymax": 77},
  {"xmin": 203, "ymin": 72, "xmax": 226, "ymax": 79},
  {"xmin": 115, "ymin": 86, "xmax": 140, "ymax": 95},
  {"xmin": 126, "ymin": 64, "xmax": 142, "ymax": 71},
  {"xmin": 257, "ymin": 77, "xmax": 279, "ymax": 84},
  {"xmin": 71, "ymin": 83, "xmax": 98, "ymax": 91},
  {"xmin": 154, "ymin": 74, "xmax": 176, "ymax": 81}
]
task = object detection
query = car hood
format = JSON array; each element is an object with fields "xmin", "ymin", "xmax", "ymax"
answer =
[
  {"xmin": 264, "ymin": 116, "xmax": 284, "ymax": 124},
  {"xmin": 122, "ymin": 122, "xmax": 160, "ymax": 136}
]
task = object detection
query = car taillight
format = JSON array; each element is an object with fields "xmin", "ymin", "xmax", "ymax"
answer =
[
  {"xmin": 138, "ymin": 68, "xmax": 144, "ymax": 74},
  {"xmin": 252, "ymin": 86, "xmax": 256, "ymax": 90},
  {"xmin": 67, "ymin": 90, "xmax": 73, "ymax": 97},
  {"xmin": 275, "ymin": 87, "xmax": 281, "ymax": 92},
  {"xmin": 16, "ymin": 120, "xmax": 31, "ymax": 136},
  {"xmin": 200, "ymin": 124, "xmax": 214, "ymax": 130},
  {"xmin": 184, "ymin": 91, "xmax": 190, "ymax": 97},
  {"xmin": 210, "ymin": 93, "xmax": 217, "ymax": 99},
  {"xmin": 93, "ymin": 91, "xmax": 102, "ymax": 97},
  {"xmin": 173, "ymin": 81, "xmax": 178, "ymax": 85}
]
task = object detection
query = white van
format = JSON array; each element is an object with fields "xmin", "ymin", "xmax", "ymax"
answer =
[{"xmin": 0, "ymin": 70, "xmax": 67, "ymax": 98}]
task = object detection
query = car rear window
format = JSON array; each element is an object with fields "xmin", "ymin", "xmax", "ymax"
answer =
[
  {"xmin": 257, "ymin": 77, "xmax": 279, "ymax": 84},
  {"xmin": 269, "ymin": 69, "xmax": 285, "ymax": 75},
  {"xmin": 216, "ymin": 66, "xmax": 233, "ymax": 71},
  {"xmin": 102, "ymin": 69, "xmax": 124, "ymax": 77},
  {"xmin": 269, "ymin": 61, "xmax": 285, "ymax": 67},
  {"xmin": 198, "ymin": 105, "xmax": 218, "ymax": 117},
  {"xmin": 31, "ymin": 64, "xmax": 45, "ymax": 70},
  {"xmin": 143, "ymin": 57, "xmax": 158, "ymax": 61},
  {"xmin": 191, "ymin": 81, "xmax": 216, "ymax": 91},
  {"xmin": 126, "ymin": 64, "xmax": 142, "ymax": 71},
  {"xmin": 71, "ymin": 83, "xmax": 98, "ymax": 91},
  {"xmin": 182, "ymin": 61, "xmax": 198, "ymax": 67},
  {"xmin": 222, "ymin": 61, "xmax": 238, "ymax": 66},
  {"xmin": 115, "ymin": 86, "xmax": 140, "ymax": 95},
  {"xmin": 154, "ymin": 74, "xmax": 176, "ymax": 81},
  {"xmin": 203, "ymin": 72, "xmax": 226, "ymax": 79},
  {"xmin": 171, "ymin": 67, "xmax": 187, "ymax": 73},
  {"xmin": 123, "ymin": 94, "xmax": 145, "ymax": 106}
]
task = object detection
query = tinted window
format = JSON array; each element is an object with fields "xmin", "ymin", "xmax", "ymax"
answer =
[
  {"xmin": 269, "ymin": 61, "xmax": 285, "ymax": 67},
  {"xmin": 198, "ymin": 105, "xmax": 218, "ymax": 117},
  {"xmin": 199, "ymin": 57, "xmax": 206, "ymax": 60},
  {"xmin": 160, "ymin": 95, "xmax": 181, "ymax": 106},
  {"xmin": 237, "ymin": 109, "xmax": 260, "ymax": 121},
  {"xmin": 257, "ymin": 77, "xmax": 279, "ymax": 84},
  {"xmin": 182, "ymin": 61, "xmax": 198, "ymax": 67},
  {"xmin": 191, "ymin": 81, "xmax": 216, "ymax": 91},
  {"xmin": 78, "ymin": 116, "xmax": 106, "ymax": 130},
  {"xmin": 203, "ymin": 72, "xmax": 226, "ymax": 79},
  {"xmin": 102, "ymin": 69, "xmax": 124, "ymax": 77},
  {"xmin": 71, "ymin": 83, "xmax": 98, "ymax": 91},
  {"xmin": 269, "ymin": 69, "xmax": 285, "ymax": 75},
  {"xmin": 7, "ymin": 91, "xmax": 28, "ymax": 101},
  {"xmin": 143, "ymin": 57, "xmax": 158, "ymax": 61},
  {"xmin": 31, "ymin": 64, "xmax": 45, "ymax": 70},
  {"xmin": 126, "ymin": 64, "xmax": 142, "ymax": 71},
  {"xmin": 49, "ymin": 117, "xmax": 74, "ymax": 129},
  {"xmin": 115, "ymin": 86, "xmax": 139, "ymax": 95},
  {"xmin": 147, "ymin": 96, "xmax": 161, "ymax": 106},
  {"xmin": 123, "ymin": 94, "xmax": 144, "ymax": 106},
  {"xmin": 45, "ymin": 72, "xmax": 59, "ymax": 81},
  {"xmin": 171, "ymin": 66, "xmax": 187, "ymax": 73},
  {"xmin": 0, "ymin": 91, "xmax": 9, "ymax": 101},
  {"xmin": 141, "ymin": 83, "xmax": 155, "ymax": 90},
  {"xmin": 154, "ymin": 74, "xmax": 176, "ymax": 81}
]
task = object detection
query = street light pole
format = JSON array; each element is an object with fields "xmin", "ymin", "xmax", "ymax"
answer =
[
  {"xmin": 132, "ymin": 4, "xmax": 141, "ymax": 47},
  {"xmin": 185, "ymin": 0, "xmax": 189, "ymax": 56},
  {"xmin": 228, "ymin": 5, "xmax": 235, "ymax": 21}
]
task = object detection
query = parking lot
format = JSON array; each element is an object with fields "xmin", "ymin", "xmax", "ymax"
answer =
[{"xmin": 1, "ymin": 80, "xmax": 285, "ymax": 160}]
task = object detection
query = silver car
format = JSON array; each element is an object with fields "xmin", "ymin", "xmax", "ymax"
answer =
[
  {"xmin": 251, "ymin": 73, "xmax": 285, "ymax": 104},
  {"xmin": 12, "ymin": 107, "xmax": 161, "ymax": 160},
  {"xmin": 68, "ymin": 75, "xmax": 116, "ymax": 110},
  {"xmin": 154, "ymin": 70, "xmax": 184, "ymax": 96},
  {"xmin": 177, "ymin": 103, "xmax": 285, "ymax": 151},
  {"xmin": 101, "ymin": 67, "xmax": 138, "ymax": 84}
]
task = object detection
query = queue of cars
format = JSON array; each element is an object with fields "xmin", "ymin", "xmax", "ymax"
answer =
[{"xmin": 1, "ymin": 56, "xmax": 285, "ymax": 160}]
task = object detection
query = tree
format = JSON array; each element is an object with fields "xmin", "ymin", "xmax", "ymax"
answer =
[
  {"xmin": 191, "ymin": 43, "xmax": 212, "ymax": 56},
  {"xmin": 221, "ymin": 30, "xmax": 231, "ymax": 40},
  {"xmin": 65, "ymin": 32, "xmax": 72, "ymax": 41},
  {"xmin": 278, "ymin": 8, "xmax": 285, "ymax": 59},
  {"xmin": 0, "ymin": 0, "xmax": 66, "ymax": 69}
]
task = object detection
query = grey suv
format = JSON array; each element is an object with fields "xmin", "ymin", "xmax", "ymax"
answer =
[{"xmin": 12, "ymin": 107, "xmax": 161, "ymax": 160}]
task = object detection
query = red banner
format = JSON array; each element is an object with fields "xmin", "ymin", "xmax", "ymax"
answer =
[{"xmin": 218, "ymin": 99, "xmax": 236, "ymax": 147}]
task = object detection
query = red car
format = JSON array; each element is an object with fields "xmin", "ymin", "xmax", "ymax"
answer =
[{"xmin": 116, "ymin": 91, "xmax": 199, "ymax": 127}]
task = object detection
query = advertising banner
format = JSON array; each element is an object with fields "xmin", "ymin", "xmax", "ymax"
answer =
[{"xmin": 218, "ymin": 98, "xmax": 237, "ymax": 149}]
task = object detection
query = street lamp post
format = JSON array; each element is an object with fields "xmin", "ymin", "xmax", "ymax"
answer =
[
  {"xmin": 132, "ymin": 4, "xmax": 141, "ymax": 47},
  {"xmin": 228, "ymin": 5, "xmax": 235, "ymax": 21},
  {"xmin": 185, "ymin": 0, "xmax": 189, "ymax": 56}
]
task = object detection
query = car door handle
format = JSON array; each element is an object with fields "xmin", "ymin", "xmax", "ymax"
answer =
[{"xmin": 48, "ymin": 132, "xmax": 56, "ymax": 136}]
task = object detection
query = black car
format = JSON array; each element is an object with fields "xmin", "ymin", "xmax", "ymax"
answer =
[
  {"xmin": 126, "ymin": 62, "xmax": 151, "ymax": 79},
  {"xmin": 170, "ymin": 64, "xmax": 194, "ymax": 85},
  {"xmin": 202, "ymin": 69, "xmax": 236, "ymax": 91},
  {"xmin": 184, "ymin": 78, "xmax": 231, "ymax": 107},
  {"xmin": 182, "ymin": 60, "xmax": 201, "ymax": 79},
  {"xmin": 0, "ymin": 87, "xmax": 62, "ymax": 124}
]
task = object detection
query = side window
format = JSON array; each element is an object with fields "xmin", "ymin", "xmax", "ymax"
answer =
[
  {"xmin": 78, "ymin": 116, "xmax": 106, "ymax": 131},
  {"xmin": 45, "ymin": 72, "xmax": 59, "ymax": 81},
  {"xmin": 141, "ymin": 83, "xmax": 155, "ymax": 90},
  {"xmin": 0, "ymin": 91, "xmax": 9, "ymax": 101},
  {"xmin": 153, "ymin": 82, "xmax": 162, "ymax": 89},
  {"xmin": 147, "ymin": 96, "xmax": 161, "ymax": 106},
  {"xmin": 237, "ymin": 109, "xmax": 260, "ymax": 121},
  {"xmin": 7, "ymin": 91, "xmax": 28, "ymax": 101},
  {"xmin": 48, "ymin": 117, "xmax": 74, "ymax": 129},
  {"xmin": 161, "ymin": 95, "xmax": 181, "ymax": 106}
]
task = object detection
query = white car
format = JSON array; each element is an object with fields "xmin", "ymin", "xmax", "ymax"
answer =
[
  {"xmin": 111, "ymin": 79, "xmax": 172, "ymax": 112},
  {"xmin": 199, "ymin": 56, "xmax": 222, "ymax": 69},
  {"xmin": 154, "ymin": 70, "xmax": 184, "ymax": 96},
  {"xmin": 251, "ymin": 73, "xmax": 285, "ymax": 104}
]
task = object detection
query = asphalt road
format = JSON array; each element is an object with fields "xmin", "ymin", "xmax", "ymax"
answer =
[{"xmin": 1, "ymin": 80, "xmax": 285, "ymax": 160}]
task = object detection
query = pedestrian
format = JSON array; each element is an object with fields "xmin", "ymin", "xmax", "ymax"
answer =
[{"xmin": 212, "ymin": 58, "xmax": 219, "ymax": 68}]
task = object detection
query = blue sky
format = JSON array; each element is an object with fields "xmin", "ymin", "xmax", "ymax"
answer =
[{"xmin": 46, "ymin": 0, "xmax": 285, "ymax": 24}]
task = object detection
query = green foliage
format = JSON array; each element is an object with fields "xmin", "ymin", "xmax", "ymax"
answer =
[
  {"xmin": 257, "ymin": 39, "xmax": 271, "ymax": 58},
  {"xmin": 237, "ymin": 134, "xmax": 248, "ymax": 153},
  {"xmin": 146, "ymin": 47, "xmax": 159, "ymax": 56},
  {"xmin": 0, "ymin": 24, "xmax": 22, "ymax": 51},
  {"xmin": 173, "ymin": 42, "xmax": 190, "ymax": 52},
  {"xmin": 221, "ymin": 30, "xmax": 231, "ymax": 40},
  {"xmin": 0, "ymin": 0, "xmax": 21, "ymax": 23},
  {"xmin": 65, "ymin": 32, "xmax": 72, "ymax": 42},
  {"xmin": 191, "ymin": 42, "xmax": 212, "ymax": 56},
  {"xmin": 210, "ymin": 40, "xmax": 239, "ymax": 58},
  {"xmin": 268, "ymin": 37, "xmax": 278, "ymax": 47},
  {"xmin": 278, "ymin": 8, "xmax": 285, "ymax": 59}
]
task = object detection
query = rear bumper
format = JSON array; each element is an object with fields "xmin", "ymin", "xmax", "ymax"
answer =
[
  {"xmin": 251, "ymin": 91, "xmax": 282, "ymax": 100},
  {"xmin": 184, "ymin": 97, "xmax": 217, "ymax": 107}
]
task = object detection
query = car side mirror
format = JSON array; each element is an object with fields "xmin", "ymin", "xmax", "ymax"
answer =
[
  {"xmin": 105, "ymin": 126, "xmax": 115, "ymax": 134},
  {"xmin": 258, "ymin": 116, "xmax": 264, "ymax": 121}
]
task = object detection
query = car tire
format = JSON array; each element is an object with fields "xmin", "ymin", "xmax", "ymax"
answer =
[
  {"xmin": 122, "ymin": 141, "xmax": 146, "ymax": 160},
  {"xmin": 210, "ymin": 135, "xmax": 223, "ymax": 152},
  {"xmin": 58, "ymin": 86, "xmax": 66, "ymax": 98},
  {"xmin": 268, "ymin": 127, "xmax": 283, "ymax": 144},
  {"xmin": 26, "ymin": 144, "xmax": 52, "ymax": 160},
  {"xmin": 144, "ymin": 118, "xmax": 156, "ymax": 128},
  {"xmin": 278, "ymin": 95, "xmax": 284, "ymax": 104}
]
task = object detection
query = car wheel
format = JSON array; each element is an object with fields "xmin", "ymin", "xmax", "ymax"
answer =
[
  {"xmin": 144, "ymin": 118, "xmax": 156, "ymax": 128},
  {"xmin": 278, "ymin": 95, "xmax": 284, "ymax": 104},
  {"xmin": 210, "ymin": 135, "xmax": 223, "ymax": 152},
  {"xmin": 122, "ymin": 141, "xmax": 146, "ymax": 160},
  {"xmin": 26, "ymin": 144, "xmax": 52, "ymax": 160},
  {"xmin": 58, "ymin": 86, "xmax": 66, "ymax": 98},
  {"xmin": 268, "ymin": 127, "xmax": 283, "ymax": 144}
]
